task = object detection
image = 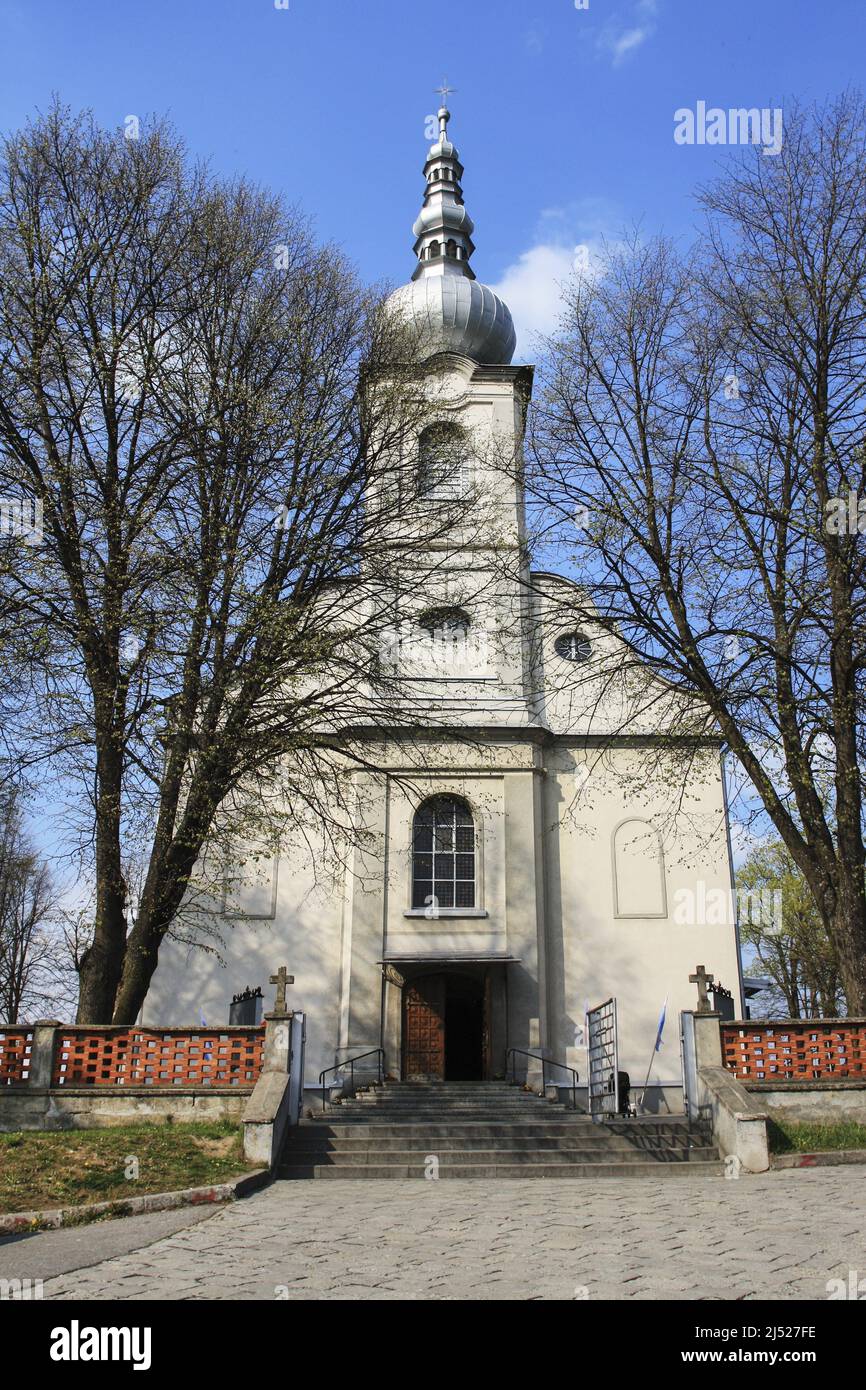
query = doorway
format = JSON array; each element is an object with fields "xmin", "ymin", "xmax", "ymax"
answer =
[
  {"xmin": 402, "ymin": 970, "xmax": 487, "ymax": 1080},
  {"xmin": 445, "ymin": 973, "xmax": 484, "ymax": 1079}
]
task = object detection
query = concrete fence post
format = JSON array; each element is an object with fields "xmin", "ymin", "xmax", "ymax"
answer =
[
  {"xmin": 242, "ymin": 1011, "xmax": 296, "ymax": 1169},
  {"xmin": 28, "ymin": 1019, "xmax": 62, "ymax": 1089},
  {"xmin": 262, "ymin": 1011, "xmax": 292, "ymax": 1073},
  {"xmin": 684, "ymin": 1009, "xmax": 769, "ymax": 1173},
  {"xmin": 692, "ymin": 1010, "xmax": 724, "ymax": 1069}
]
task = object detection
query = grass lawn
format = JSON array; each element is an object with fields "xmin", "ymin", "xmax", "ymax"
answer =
[
  {"xmin": 0, "ymin": 1120, "xmax": 255, "ymax": 1215},
  {"xmin": 767, "ymin": 1118, "xmax": 866, "ymax": 1154}
]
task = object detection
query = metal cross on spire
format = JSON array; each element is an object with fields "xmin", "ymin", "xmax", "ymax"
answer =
[{"xmin": 435, "ymin": 79, "xmax": 457, "ymax": 107}]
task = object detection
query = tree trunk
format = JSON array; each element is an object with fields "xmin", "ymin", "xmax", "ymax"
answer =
[
  {"xmin": 75, "ymin": 739, "xmax": 126, "ymax": 1023},
  {"xmin": 110, "ymin": 814, "xmax": 214, "ymax": 1024},
  {"xmin": 829, "ymin": 874, "xmax": 866, "ymax": 1015}
]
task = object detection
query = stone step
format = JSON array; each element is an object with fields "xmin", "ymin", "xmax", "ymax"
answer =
[
  {"xmin": 374, "ymin": 1082, "xmax": 518, "ymax": 1088},
  {"xmin": 277, "ymin": 1161, "xmax": 725, "ymax": 1180},
  {"xmin": 339, "ymin": 1097, "xmax": 565, "ymax": 1106},
  {"xmin": 330, "ymin": 1096, "xmax": 570, "ymax": 1106},
  {"xmin": 286, "ymin": 1083, "xmax": 716, "ymax": 1179},
  {"xmin": 372, "ymin": 1078, "xmax": 536, "ymax": 1089},
  {"xmin": 287, "ymin": 1133, "xmax": 708, "ymax": 1152},
  {"xmin": 301, "ymin": 1116, "xmax": 703, "ymax": 1132},
  {"xmin": 348, "ymin": 1084, "xmax": 557, "ymax": 1094},
  {"xmin": 282, "ymin": 1146, "xmax": 720, "ymax": 1165},
  {"xmin": 346, "ymin": 1095, "xmax": 561, "ymax": 1106},
  {"xmin": 366, "ymin": 1097, "xmax": 574, "ymax": 1105},
  {"xmin": 331, "ymin": 1105, "xmax": 572, "ymax": 1116},
  {"xmin": 301, "ymin": 1120, "xmax": 708, "ymax": 1137}
]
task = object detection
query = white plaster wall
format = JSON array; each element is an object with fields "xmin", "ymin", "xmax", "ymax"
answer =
[{"xmin": 543, "ymin": 742, "xmax": 741, "ymax": 1091}]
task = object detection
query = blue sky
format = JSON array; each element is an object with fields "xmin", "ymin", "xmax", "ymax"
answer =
[{"xmin": 2, "ymin": 0, "xmax": 866, "ymax": 358}]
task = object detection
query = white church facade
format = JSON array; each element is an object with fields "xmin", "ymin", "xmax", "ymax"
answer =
[{"xmin": 145, "ymin": 102, "xmax": 743, "ymax": 1108}]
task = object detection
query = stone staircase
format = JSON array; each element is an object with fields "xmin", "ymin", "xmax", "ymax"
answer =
[{"xmin": 278, "ymin": 1081, "xmax": 722, "ymax": 1179}]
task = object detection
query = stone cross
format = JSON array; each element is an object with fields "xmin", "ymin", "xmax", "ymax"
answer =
[
  {"xmin": 689, "ymin": 965, "xmax": 715, "ymax": 1014},
  {"xmin": 269, "ymin": 966, "xmax": 294, "ymax": 1016}
]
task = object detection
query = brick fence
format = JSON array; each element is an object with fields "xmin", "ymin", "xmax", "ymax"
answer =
[
  {"xmin": 0, "ymin": 1028, "xmax": 32, "ymax": 1086},
  {"xmin": 1, "ymin": 1023, "xmax": 265, "ymax": 1090},
  {"xmin": 0, "ymin": 1012, "xmax": 301, "ymax": 1161},
  {"xmin": 721, "ymin": 1019, "xmax": 866, "ymax": 1082}
]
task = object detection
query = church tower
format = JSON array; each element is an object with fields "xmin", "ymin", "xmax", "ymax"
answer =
[
  {"xmin": 380, "ymin": 99, "xmax": 538, "ymax": 728},
  {"xmin": 324, "ymin": 98, "xmax": 554, "ymax": 1083}
]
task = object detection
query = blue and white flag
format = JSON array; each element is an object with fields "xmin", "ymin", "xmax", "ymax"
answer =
[
  {"xmin": 574, "ymin": 999, "xmax": 591, "ymax": 1049},
  {"xmin": 654, "ymin": 998, "xmax": 667, "ymax": 1052}
]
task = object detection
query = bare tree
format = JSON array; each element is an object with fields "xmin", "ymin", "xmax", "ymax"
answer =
[
  {"xmin": 0, "ymin": 786, "xmax": 64, "ymax": 1021},
  {"xmin": 737, "ymin": 838, "xmax": 843, "ymax": 1018},
  {"xmin": 0, "ymin": 104, "xmax": 495, "ymax": 1022},
  {"xmin": 526, "ymin": 93, "xmax": 866, "ymax": 1011}
]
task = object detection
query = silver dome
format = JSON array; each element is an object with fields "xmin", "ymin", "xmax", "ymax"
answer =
[{"xmin": 386, "ymin": 276, "xmax": 516, "ymax": 365}]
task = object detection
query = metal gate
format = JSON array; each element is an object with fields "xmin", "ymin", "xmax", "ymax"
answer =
[
  {"xmin": 587, "ymin": 997, "xmax": 619, "ymax": 1119},
  {"xmin": 679, "ymin": 1010, "xmax": 698, "ymax": 1120},
  {"xmin": 287, "ymin": 1012, "xmax": 306, "ymax": 1127}
]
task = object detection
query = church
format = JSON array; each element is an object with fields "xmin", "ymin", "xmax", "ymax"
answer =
[{"xmin": 145, "ymin": 101, "xmax": 743, "ymax": 1109}]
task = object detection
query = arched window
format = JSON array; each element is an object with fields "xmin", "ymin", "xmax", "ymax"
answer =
[
  {"xmin": 417, "ymin": 606, "xmax": 470, "ymax": 640},
  {"xmin": 418, "ymin": 421, "xmax": 466, "ymax": 498},
  {"xmin": 429, "ymin": 239, "xmax": 441, "ymax": 258},
  {"xmin": 613, "ymin": 819, "xmax": 667, "ymax": 917},
  {"xmin": 412, "ymin": 795, "xmax": 476, "ymax": 909},
  {"xmin": 445, "ymin": 238, "xmax": 457, "ymax": 259}
]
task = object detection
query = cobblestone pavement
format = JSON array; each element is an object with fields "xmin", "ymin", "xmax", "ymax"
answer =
[{"xmin": 36, "ymin": 1167, "xmax": 866, "ymax": 1301}]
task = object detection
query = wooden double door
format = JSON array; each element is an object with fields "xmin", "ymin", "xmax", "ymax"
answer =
[{"xmin": 402, "ymin": 971, "xmax": 490, "ymax": 1081}]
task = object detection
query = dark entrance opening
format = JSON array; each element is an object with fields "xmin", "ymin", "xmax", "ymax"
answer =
[
  {"xmin": 444, "ymin": 973, "xmax": 484, "ymax": 1080},
  {"xmin": 401, "ymin": 969, "xmax": 487, "ymax": 1081}
]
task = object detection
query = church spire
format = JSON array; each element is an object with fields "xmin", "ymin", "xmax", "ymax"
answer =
[
  {"xmin": 411, "ymin": 85, "xmax": 476, "ymax": 283},
  {"xmin": 384, "ymin": 90, "xmax": 515, "ymax": 364}
]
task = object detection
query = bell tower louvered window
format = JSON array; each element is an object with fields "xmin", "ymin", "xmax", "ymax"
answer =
[{"xmin": 418, "ymin": 422, "xmax": 466, "ymax": 499}]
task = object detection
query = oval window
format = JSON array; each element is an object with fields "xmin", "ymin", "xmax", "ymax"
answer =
[{"xmin": 555, "ymin": 631, "xmax": 591, "ymax": 662}]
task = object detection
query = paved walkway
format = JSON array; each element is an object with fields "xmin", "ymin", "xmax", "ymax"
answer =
[
  {"xmin": 6, "ymin": 1167, "xmax": 865, "ymax": 1301},
  {"xmin": 0, "ymin": 1206, "xmax": 215, "ymax": 1285}
]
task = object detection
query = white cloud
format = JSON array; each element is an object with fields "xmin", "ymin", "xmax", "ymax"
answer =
[
  {"xmin": 489, "ymin": 244, "xmax": 576, "ymax": 359},
  {"xmin": 489, "ymin": 208, "xmax": 613, "ymax": 360},
  {"xmin": 597, "ymin": 0, "xmax": 658, "ymax": 67}
]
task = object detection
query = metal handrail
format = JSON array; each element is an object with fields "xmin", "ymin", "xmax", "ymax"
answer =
[
  {"xmin": 319, "ymin": 1048, "xmax": 385, "ymax": 1112},
  {"xmin": 505, "ymin": 1047, "xmax": 580, "ymax": 1111}
]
